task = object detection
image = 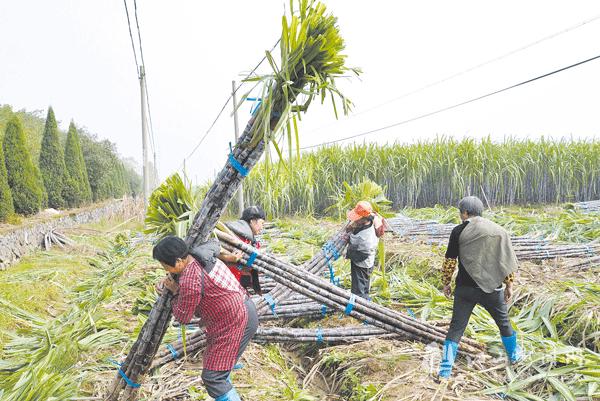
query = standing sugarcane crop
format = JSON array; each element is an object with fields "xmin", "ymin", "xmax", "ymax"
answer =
[
  {"xmin": 106, "ymin": 2, "xmax": 358, "ymax": 399},
  {"xmin": 438, "ymin": 196, "xmax": 522, "ymax": 379}
]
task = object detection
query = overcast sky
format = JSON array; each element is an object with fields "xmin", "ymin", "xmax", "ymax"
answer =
[{"xmin": 1, "ymin": 1, "xmax": 599, "ymax": 184}]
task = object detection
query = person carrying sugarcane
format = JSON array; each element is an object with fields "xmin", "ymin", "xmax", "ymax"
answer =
[
  {"xmin": 218, "ymin": 205, "xmax": 266, "ymax": 295},
  {"xmin": 345, "ymin": 201, "xmax": 385, "ymax": 299},
  {"xmin": 154, "ymin": 236, "xmax": 258, "ymax": 401},
  {"xmin": 438, "ymin": 196, "xmax": 521, "ymax": 379}
]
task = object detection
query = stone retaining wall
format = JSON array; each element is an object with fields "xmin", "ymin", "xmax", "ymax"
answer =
[{"xmin": 0, "ymin": 198, "xmax": 142, "ymax": 270}]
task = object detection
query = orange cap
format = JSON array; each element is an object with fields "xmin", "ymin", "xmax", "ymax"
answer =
[{"xmin": 347, "ymin": 201, "xmax": 374, "ymax": 222}]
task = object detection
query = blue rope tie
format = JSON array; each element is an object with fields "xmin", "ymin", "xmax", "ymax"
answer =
[
  {"xmin": 228, "ymin": 143, "xmax": 248, "ymax": 177},
  {"xmin": 327, "ymin": 260, "xmax": 336, "ymax": 285},
  {"xmin": 166, "ymin": 344, "xmax": 179, "ymax": 360},
  {"xmin": 263, "ymin": 293, "xmax": 277, "ymax": 316},
  {"xmin": 344, "ymin": 294, "xmax": 356, "ymax": 315},
  {"xmin": 323, "ymin": 242, "xmax": 341, "ymax": 261},
  {"xmin": 321, "ymin": 304, "xmax": 327, "ymax": 317},
  {"xmin": 316, "ymin": 327, "xmax": 324, "ymax": 343},
  {"xmin": 108, "ymin": 359, "xmax": 140, "ymax": 388},
  {"xmin": 407, "ymin": 308, "xmax": 416, "ymax": 319},
  {"xmin": 246, "ymin": 97, "xmax": 262, "ymax": 115},
  {"xmin": 246, "ymin": 251, "xmax": 258, "ymax": 267}
]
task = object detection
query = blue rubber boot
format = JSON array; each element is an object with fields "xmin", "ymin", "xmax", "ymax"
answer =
[
  {"xmin": 438, "ymin": 340, "xmax": 459, "ymax": 378},
  {"xmin": 501, "ymin": 332, "xmax": 522, "ymax": 364},
  {"xmin": 215, "ymin": 387, "xmax": 241, "ymax": 401}
]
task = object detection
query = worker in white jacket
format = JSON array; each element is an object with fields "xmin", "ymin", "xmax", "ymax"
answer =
[{"xmin": 345, "ymin": 201, "xmax": 380, "ymax": 299}]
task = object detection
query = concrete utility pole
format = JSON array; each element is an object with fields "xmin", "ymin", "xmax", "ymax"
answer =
[
  {"xmin": 140, "ymin": 65, "xmax": 150, "ymax": 205},
  {"xmin": 232, "ymin": 80, "xmax": 244, "ymax": 214}
]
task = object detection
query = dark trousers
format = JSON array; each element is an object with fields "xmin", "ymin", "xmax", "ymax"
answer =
[
  {"xmin": 202, "ymin": 297, "xmax": 259, "ymax": 398},
  {"xmin": 446, "ymin": 285, "xmax": 513, "ymax": 344},
  {"xmin": 351, "ymin": 262, "xmax": 373, "ymax": 300}
]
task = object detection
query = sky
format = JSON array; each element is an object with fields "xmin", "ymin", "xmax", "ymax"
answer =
[{"xmin": 1, "ymin": 1, "xmax": 599, "ymax": 185}]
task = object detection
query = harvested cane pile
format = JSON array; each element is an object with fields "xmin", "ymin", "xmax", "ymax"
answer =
[
  {"xmin": 388, "ymin": 215, "xmax": 600, "ymax": 260},
  {"xmin": 43, "ymin": 229, "xmax": 75, "ymax": 251},
  {"xmin": 215, "ymin": 229, "xmax": 485, "ymax": 356},
  {"xmin": 572, "ymin": 199, "xmax": 600, "ymax": 213}
]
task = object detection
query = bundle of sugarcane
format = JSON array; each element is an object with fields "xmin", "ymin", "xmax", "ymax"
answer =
[
  {"xmin": 43, "ymin": 228, "xmax": 75, "ymax": 250},
  {"xmin": 513, "ymin": 242, "xmax": 600, "ymax": 260},
  {"xmin": 217, "ymin": 230, "xmax": 485, "ymax": 357},
  {"xmin": 389, "ymin": 215, "xmax": 599, "ymax": 260},
  {"xmin": 572, "ymin": 200, "xmax": 600, "ymax": 213},
  {"xmin": 255, "ymin": 226, "xmax": 348, "ymax": 315},
  {"xmin": 106, "ymin": 2, "xmax": 356, "ymax": 398}
]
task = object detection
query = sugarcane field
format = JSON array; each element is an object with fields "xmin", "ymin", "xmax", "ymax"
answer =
[{"xmin": 1, "ymin": 1, "xmax": 600, "ymax": 401}]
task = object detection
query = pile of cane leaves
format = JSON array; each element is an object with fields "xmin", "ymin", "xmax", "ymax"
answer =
[{"xmin": 0, "ymin": 233, "xmax": 147, "ymax": 400}]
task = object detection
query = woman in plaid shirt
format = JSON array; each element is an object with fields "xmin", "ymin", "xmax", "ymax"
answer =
[{"xmin": 154, "ymin": 236, "xmax": 258, "ymax": 401}]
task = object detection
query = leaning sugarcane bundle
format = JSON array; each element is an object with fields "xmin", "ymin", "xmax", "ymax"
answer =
[
  {"xmin": 106, "ymin": 3, "xmax": 356, "ymax": 397},
  {"xmin": 217, "ymin": 230, "xmax": 485, "ymax": 357}
]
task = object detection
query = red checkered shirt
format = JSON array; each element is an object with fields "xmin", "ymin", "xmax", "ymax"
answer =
[{"xmin": 172, "ymin": 258, "xmax": 248, "ymax": 371}]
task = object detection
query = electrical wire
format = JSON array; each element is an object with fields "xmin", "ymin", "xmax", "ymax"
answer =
[{"xmin": 301, "ymin": 52, "xmax": 600, "ymax": 150}]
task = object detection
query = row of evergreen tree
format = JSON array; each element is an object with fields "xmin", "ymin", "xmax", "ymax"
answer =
[{"xmin": 0, "ymin": 107, "xmax": 138, "ymax": 222}]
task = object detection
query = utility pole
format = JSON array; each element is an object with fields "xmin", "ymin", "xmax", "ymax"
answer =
[
  {"xmin": 232, "ymin": 80, "xmax": 244, "ymax": 214},
  {"xmin": 140, "ymin": 65, "xmax": 150, "ymax": 206}
]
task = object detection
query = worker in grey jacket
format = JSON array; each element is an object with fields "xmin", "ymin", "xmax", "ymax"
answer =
[{"xmin": 345, "ymin": 201, "xmax": 379, "ymax": 299}]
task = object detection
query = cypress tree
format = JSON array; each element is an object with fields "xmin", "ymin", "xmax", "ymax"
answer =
[
  {"xmin": 0, "ymin": 140, "xmax": 14, "ymax": 222},
  {"xmin": 39, "ymin": 107, "xmax": 68, "ymax": 209},
  {"xmin": 3, "ymin": 116, "xmax": 43, "ymax": 215},
  {"xmin": 64, "ymin": 121, "xmax": 92, "ymax": 206}
]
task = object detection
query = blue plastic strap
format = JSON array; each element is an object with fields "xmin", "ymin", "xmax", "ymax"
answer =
[
  {"xmin": 327, "ymin": 261, "xmax": 336, "ymax": 284},
  {"xmin": 344, "ymin": 294, "xmax": 356, "ymax": 315},
  {"xmin": 263, "ymin": 293, "xmax": 277, "ymax": 315},
  {"xmin": 228, "ymin": 143, "xmax": 248, "ymax": 177},
  {"xmin": 407, "ymin": 308, "xmax": 416, "ymax": 319},
  {"xmin": 322, "ymin": 242, "xmax": 340, "ymax": 261},
  {"xmin": 316, "ymin": 327, "xmax": 324, "ymax": 343},
  {"xmin": 321, "ymin": 304, "xmax": 327, "ymax": 317},
  {"xmin": 108, "ymin": 359, "xmax": 141, "ymax": 388},
  {"xmin": 166, "ymin": 344, "xmax": 179, "ymax": 360},
  {"xmin": 246, "ymin": 252, "xmax": 258, "ymax": 267}
]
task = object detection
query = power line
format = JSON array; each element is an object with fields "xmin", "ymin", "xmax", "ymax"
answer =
[
  {"xmin": 178, "ymin": 39, "xmax": 281, "ymax": 171},
  {"xmin": 122, "ymin": 0, "xmax": 139, "ymax": 75},
  {"xmin": 306, "ymin": 13, "xmax": 600, "ymax": 136},
  {"xmin": 301, "ymin": 52, "xmax": 600, "ymax": 150}
]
